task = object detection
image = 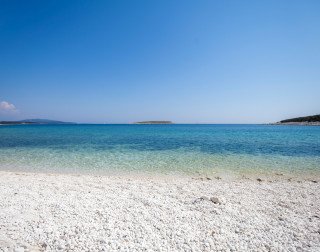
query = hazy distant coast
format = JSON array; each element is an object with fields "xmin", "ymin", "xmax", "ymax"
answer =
[{"xmin": 0, "ymin": 119, "xmax": 76, "ymax": 125}]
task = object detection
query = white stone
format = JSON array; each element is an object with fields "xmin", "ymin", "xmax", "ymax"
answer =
[{"xmin": 0, "ymin": 171, "xmax": 319, "ymax": 252}]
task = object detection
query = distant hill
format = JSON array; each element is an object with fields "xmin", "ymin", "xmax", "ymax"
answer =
[
  {"xmin": 134, "ymin": 121, "xmax": 173, "ymax": 124},
  {"xmin": 275, "ymin": 114, "xmax": 320, "ymax": 125},
  {"xmin": 19, "ymin": 119, "xmax": 75, "ymax": 124},
  {"xmin": 0, "ymin": 119, "xmax": 76, "ymax": 125}
]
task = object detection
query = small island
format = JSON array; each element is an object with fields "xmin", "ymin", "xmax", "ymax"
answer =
[
  {"xmin": 134, "ymin": 121, "xmax": 173, "ymax": 124},
  {"xmin": 273, "ymin": 114, "xmax": 320, "ymax": 126}
]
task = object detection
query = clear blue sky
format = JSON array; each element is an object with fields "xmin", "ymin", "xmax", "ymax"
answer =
[{"xmin": 0, "ymin": 0, "xmax": 319, "ymax": 123}]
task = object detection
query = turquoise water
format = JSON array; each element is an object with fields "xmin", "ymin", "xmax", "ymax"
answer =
[{"xmin": 0, "ymin": 124, "xmax": 319, "ymax": 175}]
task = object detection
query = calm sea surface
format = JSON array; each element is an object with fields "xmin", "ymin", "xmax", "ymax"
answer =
[{"xmin": 0, "ymin": 124, "xmax": 319, "ymax": 175}]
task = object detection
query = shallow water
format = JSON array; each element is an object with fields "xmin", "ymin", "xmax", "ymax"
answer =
[{"xmin": 0, "ymin": 124, "xmax": 319, "ymax": 175}]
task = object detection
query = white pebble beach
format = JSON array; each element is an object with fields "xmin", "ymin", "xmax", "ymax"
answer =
[{"xmin": 0, "ymin": 171, "xmax": 319, "ymax": 252}]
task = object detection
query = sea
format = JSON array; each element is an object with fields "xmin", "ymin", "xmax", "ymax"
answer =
[{"xmin": 0, "ymin": 124, "xmax": 319, "ymax": 176}]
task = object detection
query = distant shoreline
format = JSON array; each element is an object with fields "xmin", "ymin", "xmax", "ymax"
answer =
[
  {"xmin": 1, "ymin": 122, "xmax": 320, "ymax": 126},
  {"xmin": 270, "ymin": 122, "xmax": 320, "ymax": 126},
  {"xmin": 0, "ymin": 119, "xmax": 76, "ymax": 125},
  {"xmin": 272, "ymin": 114, "xmax": 320, "ymax": 126}
]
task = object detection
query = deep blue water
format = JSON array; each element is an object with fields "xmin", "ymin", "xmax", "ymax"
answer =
[{"xmin": 0, "ymin": 124, "xmax": 319, "ymax": 175}]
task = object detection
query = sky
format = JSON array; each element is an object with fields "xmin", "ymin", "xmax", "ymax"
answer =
[{"xmin": 0, "ymin": 0, "xmax": 319, "ymax": 123}]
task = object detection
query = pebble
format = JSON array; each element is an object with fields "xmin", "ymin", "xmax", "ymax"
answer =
[
  {"xmin": 200, "ymin": 196, "xmax": 209, "ymax": 201},
  {"xmin": 210, "ymin": 197, "xmax": 221, "ymax": 204},
  {"xmin": 0, "ymin": 171, "xmax": 319, "ymax": 252},
  {"xmin": 14, "ymin": 247, "xmax": 25, "ymax": 252}
]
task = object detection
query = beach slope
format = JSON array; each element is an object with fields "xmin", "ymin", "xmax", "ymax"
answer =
[{"xmin": 0, "ymin": 171, "xmax": 319, "ymax": 251}]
